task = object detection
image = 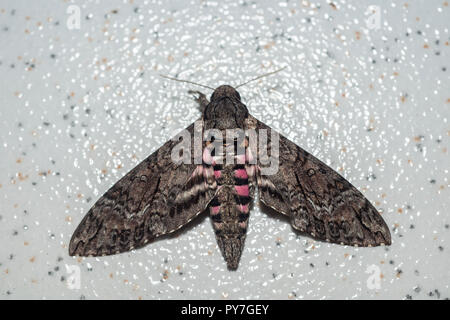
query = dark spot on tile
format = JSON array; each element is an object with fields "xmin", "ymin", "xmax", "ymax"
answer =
[
  {"xmin": 434, "ymin": 289, "xmax": 441, "ymax": 299},
  {"xmin": 50, "ymin": 54, "xmax": 56, "ymax": 59},
  {"xmin": 430, "ymin": 179, "xmax": 436, "ymax": 184},
  {"xmin": 310, "ymin": 263, "xmax": 314, "ymax": 268},
  {"xmin": 438, "ymin": 246, "xmax": 443, "ymax": 251},
  {"xmin": 405, "ymin": 294, "xmax": 412, "ymax": 300}
]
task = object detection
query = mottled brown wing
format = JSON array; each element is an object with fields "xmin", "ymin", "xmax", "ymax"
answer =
[
  {"xmin": 246, "ymin": 115, "xmax": 391, "ymax": 247},
  {"xmin": 69, "ymin": 118, "xmax": 215, "ymax": 256}
]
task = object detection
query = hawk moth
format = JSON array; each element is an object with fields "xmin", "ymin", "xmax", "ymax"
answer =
[{"xmin": 69, "ymin": 79, "xmax": 391, "ymax": 270}]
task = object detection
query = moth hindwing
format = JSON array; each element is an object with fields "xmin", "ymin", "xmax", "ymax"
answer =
[{"xmin": 70, "ymin": 84, "xmax": 391, "ymax": 270}]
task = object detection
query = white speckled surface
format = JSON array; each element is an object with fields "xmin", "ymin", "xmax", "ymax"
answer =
[{"xmin": 0, "ymin": 0, "xmax": 449, "ymax": 300}]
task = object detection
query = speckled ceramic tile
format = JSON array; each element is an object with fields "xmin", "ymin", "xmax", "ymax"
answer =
[{"xmin": 0, "ymin": 0, "xmax": 449, "ymax": 300}]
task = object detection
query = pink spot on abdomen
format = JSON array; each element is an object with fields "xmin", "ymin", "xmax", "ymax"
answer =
[
  {"xmin": 202, "ymin": 148, "xmax": 213, "ymax": 164},
  {"xmin": 235, "ymin": 154, "xmax": 246, "ymax": 164},
  {"xmin": 235, "ymin": 185, "xmax": 249, "ymax": 197},
  {"xmin": 237, "ymin": 204, "xmax": 249, "ymax": 213},
  {"xmin": 211, "ymin": 206, "xmax": 220, "ymax": 215},
  {"xmin": 214, "ymin": 170, "xmax": 221, "ymax": 179},
  {"xmin": 235, "ymin": 169, "xmax": 248, "ymax": 179}
]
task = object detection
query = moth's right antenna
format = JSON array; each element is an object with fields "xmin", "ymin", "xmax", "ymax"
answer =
[
  {"xmin": 235, "ymin": 66, "xmax": 286, "ymax": 89},
  {"xmin": 159, "ymin": 74, "xmax": 214, "ymax": 90}
]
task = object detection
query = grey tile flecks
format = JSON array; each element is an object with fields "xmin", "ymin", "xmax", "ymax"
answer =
[{"xmin": 0, "ymin": 0, "xmax": 449, "ymax": 300}]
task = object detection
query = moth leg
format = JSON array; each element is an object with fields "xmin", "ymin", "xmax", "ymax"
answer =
[{"xmin": 188, "ymin": 90, "xmax": 209, "ymax": 111}]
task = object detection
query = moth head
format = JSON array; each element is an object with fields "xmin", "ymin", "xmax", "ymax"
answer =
[
  {"xmin": 204, "ymin": 85, "xmax": 248, "ymax": 128},
  {"xmin": 210, "ymin": 85, "xmax": 241, "ymax": 102}
]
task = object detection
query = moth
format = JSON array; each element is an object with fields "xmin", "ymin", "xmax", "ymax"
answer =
[{"xmin": 69, "ymin": 70, "xmax": 391, "ymax": 270}]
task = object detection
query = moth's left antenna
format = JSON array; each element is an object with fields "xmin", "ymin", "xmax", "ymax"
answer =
[
  {"xmin": 159, "ymin": 74, "xmax": 214, "ymax": 90},
  {"xmin": 235, "ymin": 66, "xmax": 287, "ymax": 89}
]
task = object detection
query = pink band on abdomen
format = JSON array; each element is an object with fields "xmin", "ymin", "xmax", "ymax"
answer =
[
  {"xmin": 237, "ymin": 204, "xmax": 249, "ymax": 213},
  {"xmin": 211, "ymin": 206, "xmax": 220, "ymax": 215},
  {"xmin": 235, "ymin": 185, "xmax": 249, "ymax": 197},
  {"xmin": 234, "ymin": 169, "xmax": 248, "ymax": 179}
]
